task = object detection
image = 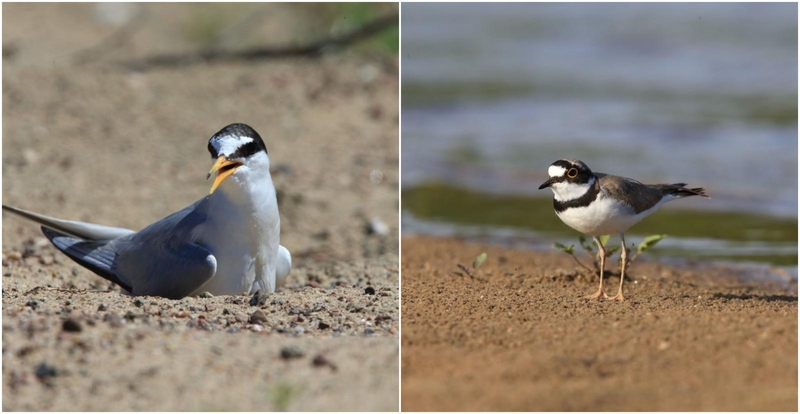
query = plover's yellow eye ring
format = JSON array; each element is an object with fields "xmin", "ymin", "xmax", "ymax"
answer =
[{"xmin": 567, "ymin": 168, "xmax": 578, "ymax": 178}]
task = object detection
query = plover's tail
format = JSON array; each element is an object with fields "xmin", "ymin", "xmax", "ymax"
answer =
[{"xmin": 655, "ymin": 183, "xmax": 709, "ymax": 199}]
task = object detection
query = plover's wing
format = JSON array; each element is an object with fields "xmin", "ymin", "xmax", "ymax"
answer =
[
  {"xmin": 597, "ymin": 174, "xmax": 666, "ymax": 213},
  {"xmin": 3, "ymin": 205, "xmax": 135, "ymax": 240},
  {"xmin": 41, "ymin": 199, "xmax": 218, "ymax": 299}
]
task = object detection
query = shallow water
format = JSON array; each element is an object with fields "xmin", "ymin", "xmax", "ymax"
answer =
[
  {"xmin": 404, "ymin": 183, "xmax": 797, "ymax": 268},
  {"xmin": 401, "ymin": 3, "xmax": 798, "ymax": 268}
]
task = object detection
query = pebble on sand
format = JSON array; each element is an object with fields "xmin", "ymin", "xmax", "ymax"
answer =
[
  {"xmin": 249, "ymin": 310, "xmax": 269, "ymax": 325},
  {"xmin": 62, "ymin": 318, "xmax": 83, "ymax": 333},
  {"xmin": 280, "ymin": 346, "xmax": 305, "ymax": 360}
]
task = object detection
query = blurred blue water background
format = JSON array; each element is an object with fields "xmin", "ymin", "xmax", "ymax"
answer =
[{"xmin": 401, "ymin": 3, "xmax": 797, "ymax": 270}]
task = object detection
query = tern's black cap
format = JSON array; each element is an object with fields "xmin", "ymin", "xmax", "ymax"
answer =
[{"xmin": 207, "ymin": 123, "xmax": 267, "ymax": 159}]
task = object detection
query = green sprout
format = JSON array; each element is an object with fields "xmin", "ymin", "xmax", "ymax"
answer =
[
  {"xmin": 472, "ymin": 252, "xmax": 488, "ymax": 270},
  {"xmin": 553, "ymin": 234, "xmax": 666, "ymax": 272},
  {"xmin": 454, "ymin": 252, "xmax": 489, "ymax": 282}
]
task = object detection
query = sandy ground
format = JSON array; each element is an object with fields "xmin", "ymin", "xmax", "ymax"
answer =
[
  {"xmin": 3, "ymin": 4, "xmax": 398, "ymax": 411},
  {"xmin": 401, "ymin": 236, "xmax": 797, "ymax": 411}
]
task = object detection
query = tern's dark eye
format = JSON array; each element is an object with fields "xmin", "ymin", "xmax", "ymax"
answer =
[{"xmin": 567, "ymin": 168, "xmax": 578, "ymax": 178}]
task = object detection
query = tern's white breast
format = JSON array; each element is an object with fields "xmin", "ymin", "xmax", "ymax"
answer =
[{"xmin": 193, "ymin": 163, "xmax": 279, "ymax": 295}]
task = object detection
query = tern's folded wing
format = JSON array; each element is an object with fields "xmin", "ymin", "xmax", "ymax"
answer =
[
  {"xmin": 110, "ymin": 201, "xmax": 218, "ymax": 299},
  {"xmin": 42, "ymin": 198, "xmax": 217, "ymax": 299},
  {"xmin": 112, "ymin": 236, "xmax": 217, "ymax": 299},
  {"xmin": 43, "ymin": 225, "xmax": 217, "ymax": 299}
]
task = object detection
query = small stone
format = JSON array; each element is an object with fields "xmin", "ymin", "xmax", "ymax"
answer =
[
  {"xmin": 317, "ymin": 321, "xmax": 331, "ymax": 330},
  {"xmin": 104, "ymin": 313, "xmax": 123, "ymax": 328},
  {"xmin": 364, "ymin": 328, "xmax": 375, "ymax": 335},
  {"xmin": 293, "ymin": 326, "xmax": 305, "ymax": 335},
  {"xmin": 366, "ymin": 218, "xmax": 389, "ymax": 236},
  {"xmin": 358, "ymin": 64, "xmax": 379, "ymax": 84},
  {"xmin": 6, "ymin": 252, "xmax": 22, "ymax": 261},
  {"xmin": 35, "ymin": 363, "xmax": 58, "ymax": 381},
  {"xmin": 39, "ymin": 255, "xmax": 54, "ymax": 266},
  {"xmin": 25, "ymin": 300, "xmax": 39, "ymax": 309},
  {"xmin": 133, "ymin": 299, "xmax": 144, "ymax": 308},
  {"xmin": 249, "ymin": 310, "xmax": 268, "ymax": 325},
  {"xmin": 197, "ymin": 291, "xmax": 214, "ymax": 298},
  {"xmin": 62, "ymin": 318, "xmax": 82, "ymax": 333},
  {"xmin": 369, "ymin": 169, "xmax": 384, "ymax": 183},
  {"xmin": 375, "ymin": 315, "xmax": 392, "ymax": 323},
  {"xmin": 272, "ymin": 163, "xmax": 293, "ymax": 176},
  {"xmin": 312, "ymin": 354, "xmax": 338, "ymax": 371},
  {"xmin": 250, "ymin": 290, "xmax": 268, "ymax": 307},
  {"xmin": 280, "ymin": 346, "xmax": 305, "ymax": 359},
  {"xmin": 365, "ymin": 287, "xmax": 376, "ymax": 295},
  {"xmin": 250, "ymin": 324, "xmax": 263, "ymax": 332}
]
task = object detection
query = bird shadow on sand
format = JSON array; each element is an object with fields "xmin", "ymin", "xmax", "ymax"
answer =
[{"xmin": 711, "ymin": 292, "xmax": 798, "ymax": 303}]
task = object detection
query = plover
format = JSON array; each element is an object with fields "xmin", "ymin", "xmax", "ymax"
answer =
[
  {"xmin": 3, "ymin": 123, "xmax": 291, "ymax": 299},
  {"xmin": 539, "ymin": 158, "xmax": 707, "ymax": 301}
]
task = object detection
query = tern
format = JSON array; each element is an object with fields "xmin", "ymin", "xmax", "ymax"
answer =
[{"xmin": 3, "ymin": 123, "xmax": 291, "ymax": 299}]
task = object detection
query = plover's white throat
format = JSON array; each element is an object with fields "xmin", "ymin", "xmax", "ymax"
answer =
[
  {"xmin": 539, "ymin": 158, "xmax": 708, "ymax": 301},
  {"xmin": 3, "ymin": 123, "xmax": 291, "ymax": 299}
]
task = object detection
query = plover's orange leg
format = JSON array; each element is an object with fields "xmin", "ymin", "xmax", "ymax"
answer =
[
  {"xmin": 611, "ymin": 233, "xmax": 627, "ymax": 301},
  {"xmin": 585, "ymin": 236, "xmax": 609, "ymax": 299}
]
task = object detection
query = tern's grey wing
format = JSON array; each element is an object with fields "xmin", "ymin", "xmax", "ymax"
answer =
[
  {"xmin": 3, "ymin": 205, "xmax": 135, "ymax": 240},
  {"xmin": 110, "ymin": 198, "xmax": 218, "ymax": 299},
  {"xmin": 42, "ymin": 226, "xmax": 132, "ymax": 291},
  {"xmin": 43, "ymin": 198, "xmax": 218, "ymax": 299}
]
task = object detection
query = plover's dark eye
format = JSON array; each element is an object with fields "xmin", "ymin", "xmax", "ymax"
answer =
[{"xmin": 567, "ymin": 168, "xmax": 578, "ymax": 178}]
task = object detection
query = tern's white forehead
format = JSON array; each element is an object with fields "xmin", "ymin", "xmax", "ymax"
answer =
[
  {"xmin": 548, "ymin": 165, "xmax": 567, "ymax": 177},
  {"xmin": 210, "ymin": 134, "xmax": 254, "ymax": 157}
]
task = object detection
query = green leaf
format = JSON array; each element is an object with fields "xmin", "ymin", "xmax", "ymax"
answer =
[
  {"xmin": 599, "ymin": 235, "xmax": 611, "ymax": 246},
  {"xmin": 637, "ymin": 234, "xmax": 667, "ymax": 254},
  {"xmin": 472, "ymin": 252, "xmax": 488, "ymax": 270},
  {"xmin": 552, "ymin": 242, "xmax": 575, "ymax": 255}
]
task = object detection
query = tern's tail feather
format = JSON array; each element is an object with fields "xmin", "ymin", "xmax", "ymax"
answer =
[
  {"xmin": 3, "ymin": 205, "xmax": 135, "ymax": 241},
  {"xmin": 41, "ymin": 226, "xmax": 131, "ymax": 292}
]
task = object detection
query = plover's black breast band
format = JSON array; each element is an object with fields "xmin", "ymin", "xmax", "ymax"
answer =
[{"xmin": 553, "ymin": 179, "xmax": 601, "ymax": 213}]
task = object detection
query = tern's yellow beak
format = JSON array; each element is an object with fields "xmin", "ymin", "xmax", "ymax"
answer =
[{"xmin": 207, "ymin": 156, "xmax": 242, "ymax": 194}]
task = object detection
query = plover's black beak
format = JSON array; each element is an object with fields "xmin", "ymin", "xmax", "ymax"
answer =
[{"xmin": 538, "ymin": 178, "xmax": 554, "ymax": 189}]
